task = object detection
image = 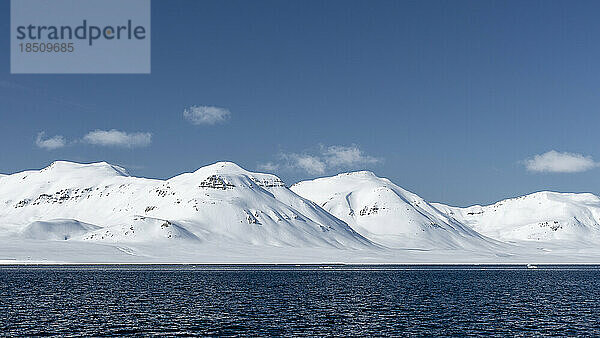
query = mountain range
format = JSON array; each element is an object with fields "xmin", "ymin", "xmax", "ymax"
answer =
[{"xmin": 1, "ymin": 160, "xmax": 600, "ymax": 263}]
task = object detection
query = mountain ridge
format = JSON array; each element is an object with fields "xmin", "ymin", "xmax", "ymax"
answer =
[
  {"xmin": 0, "ymin": 160, "xmax": 372, "ymax": 251},
  {"xmin": 2, "ymin": 160, "xmax": 600, "ymax": 263}
]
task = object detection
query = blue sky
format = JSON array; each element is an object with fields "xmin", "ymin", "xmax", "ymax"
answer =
[{"xmin": 2, "ymin": 0, "xmax": 600, "ymax": 206}]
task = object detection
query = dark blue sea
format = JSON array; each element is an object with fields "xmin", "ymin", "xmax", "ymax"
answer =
[{"xmin": 1, "ymin": 265, "xmax": 599, "ymax": 336}]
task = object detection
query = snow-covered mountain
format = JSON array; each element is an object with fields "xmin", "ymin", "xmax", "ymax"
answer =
[
  {"xmin": 291, "ymin": 171, "xmax": 499, "ymax": 250},
  {"xmin": 433, "ymin": 191, "xmax": 600, "ymax": 244},
  {"xmin": 3, "ymin": 160, "xmax": 600, "ymax": 263},
  {"xmin": 0, "ymin": 161, "xmax": 371, "ymax": 250}
]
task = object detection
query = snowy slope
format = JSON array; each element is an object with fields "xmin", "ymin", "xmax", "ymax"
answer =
[
  {"xmin": 433, "ymin": 191, "xmax": 600, "ymax": 244},
  {"xmin": 0, "ymin": 161, "xmax": 371, "ymax": 250},
  {"xmin": 21, "ymin": 219, "xmax": 100, "ymax": 240},
  {"xmin": 291, "ymin": 172, "xmax": 499, "ymax": 250},
  {"xmin": 80, "ymin": 216, "xmax": 201, "ymax": 243}
]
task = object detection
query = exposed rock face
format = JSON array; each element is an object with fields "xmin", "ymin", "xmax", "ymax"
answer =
[{"xmin": 199, "ymin": 175, "xmax": 235, "ymax": 190}]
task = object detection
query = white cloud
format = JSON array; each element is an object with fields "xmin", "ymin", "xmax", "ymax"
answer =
[
  {"xmin": 83, "ymin": 129, "xmax": 152, "ymax": 148},
  {"xmin": 525, "ymin": 150, "xmax": 599, "ymax": 173},
  {"xmin": 322, "ymin": 145, "xmax": 380, "ymax": 167},
  {"xmin": 183, "ymin": 105, "xmax": 231, "ymax": 125},
  {"xmin": 288, "ymin": 154, "xmax": 326, "ymax": 174},
  {"xmin": 257, "ymin": 162, "xmax": 280, "ymax": 172},
  {"xmin": 270, "ymin": 144, "xmax": 379, "ymax": 175},
  {"xmin": 36, "ymin": 132, "xmax": 66, "ymax": 150}
]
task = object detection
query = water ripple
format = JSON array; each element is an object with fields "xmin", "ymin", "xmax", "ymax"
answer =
[{"xmin": 1, "ymin": 266, "xmax": 599, "ymax": 336}]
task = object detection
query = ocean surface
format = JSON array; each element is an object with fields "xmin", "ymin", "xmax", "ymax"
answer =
[{"xmin": 1, "ymin": 265, "xmax": 599, "ymax": 336}]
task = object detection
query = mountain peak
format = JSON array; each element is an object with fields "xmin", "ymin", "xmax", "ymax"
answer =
[
  {"xmin": 204, "ymin": 161, "xmax": 246, "ymax": 172},
  {"xmin": 191, "ymin": 161, "xmax": 250, "ymax": 177},
  {"xmin": 291, "ymin": 170, "xmax": 384, "ymax": 190},
  {"xmin": 337, "ymin": 171, "xmax": 377, "ymax": 178},
  {"xmin": 489, "ymin": 190, "xmax": 600, "ymax": 205},
  {"xmin": 169, "ymin": 161, "xmax": 285, "ymax": 187},
  {"xmin": 41, "ymin": 161, "xmax": 130, "ymax": 177}
]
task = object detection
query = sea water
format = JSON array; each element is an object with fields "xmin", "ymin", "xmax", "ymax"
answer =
[{"xmin": 1, "ymin": 265, "xmax": 599, "ymax": 336}]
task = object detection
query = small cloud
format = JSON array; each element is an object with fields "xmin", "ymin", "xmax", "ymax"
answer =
[
  {"xmin": 283, "ymin": 154, "xmax": 326, "ymax": 174},
  {"xmin": 322, "ymin": 145, "xmax": 380, "ymax": 167},
  {"xmin": 524, "ymin": 150, "xmax": 599, "ymax": 173},
  {"xmin": 83, "ymin": 129, "xmax": 152, "ymax": 148},
  {"xmin": 183, "ymin": 105, "xmax": 231, "ymax": 125},
  {"xmin": 36, "ymin": 132, "xmax": 66, "ymax": 150},
  {"xmin": 257, "ymin": 162, "xmax": 280, "ymax": 172},
  {"xmin": 270, "ymin": 144, "xmax": 379, "ymax": 175}
]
